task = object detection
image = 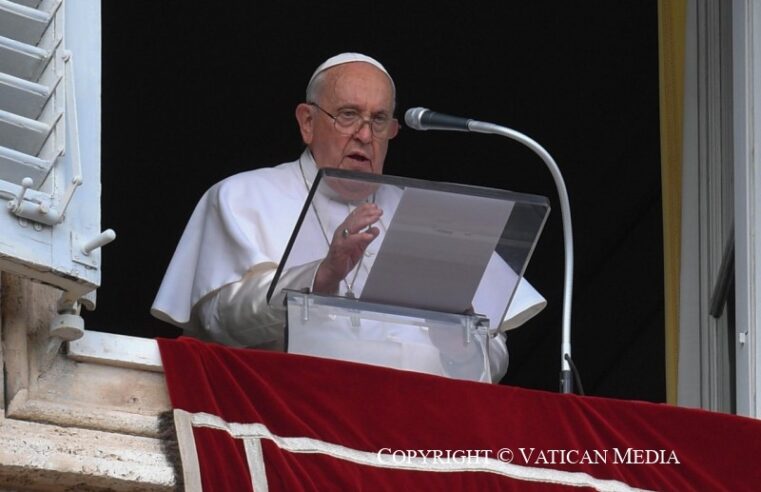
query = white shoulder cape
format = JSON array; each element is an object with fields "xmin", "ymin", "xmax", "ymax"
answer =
[{"xmin": 151, "ymin": 157, "xmax": 306, "ymax": 328}]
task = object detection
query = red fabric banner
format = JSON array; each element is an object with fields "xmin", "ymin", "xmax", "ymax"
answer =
[{"xmin": 158, "ymin": 337, "xmax": 761, "ymax": 491}]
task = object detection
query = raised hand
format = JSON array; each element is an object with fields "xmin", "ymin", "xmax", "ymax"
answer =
[{"xmin": 313, "ymin": 203, "xmax": 383, "ymax": 295}]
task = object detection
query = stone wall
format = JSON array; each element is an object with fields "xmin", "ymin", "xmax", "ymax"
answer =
[{"xmin": 0, "ymin": 273, "xmax": 178, "ymax": 491}]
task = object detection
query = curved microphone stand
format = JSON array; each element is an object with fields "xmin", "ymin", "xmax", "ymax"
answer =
[{"xmin": 467, "ymin": 120, "xmax": 575, "ymax": 393}]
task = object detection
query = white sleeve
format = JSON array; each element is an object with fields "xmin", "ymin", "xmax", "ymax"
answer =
[
  {"xmin": 194, "ymin": 262, "xmax": 320, "ymax": 349},
  {"xmin": 195, "ymin": 261, "xmax": 510, "ymax": 383}
]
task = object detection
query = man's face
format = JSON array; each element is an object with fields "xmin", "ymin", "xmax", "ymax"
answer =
[{"xmin": 297, "ymin": 62, "xmax": 395, "ymax": 175}]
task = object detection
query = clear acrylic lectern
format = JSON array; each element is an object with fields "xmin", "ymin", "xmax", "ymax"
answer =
[{"xmin": 267, "ymin": 168, "xmax": 549, "ymax": 382}]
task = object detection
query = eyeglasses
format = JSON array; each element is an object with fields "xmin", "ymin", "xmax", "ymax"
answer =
[{"xmin": 308, "ymin": 102, "xmax": 399, "ymax": 140}]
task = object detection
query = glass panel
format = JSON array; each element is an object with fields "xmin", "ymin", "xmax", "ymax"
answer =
[{"xmin": 269, "ymin": 168, "xmax": 549, "ymax": 331}]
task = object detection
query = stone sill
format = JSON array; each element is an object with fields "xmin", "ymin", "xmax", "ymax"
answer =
[{"xmin": 1, "ymin": 275, "xmax": 178, "ymax": 491}]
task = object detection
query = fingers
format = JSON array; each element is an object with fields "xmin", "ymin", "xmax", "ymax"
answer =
[
  {"xmin": 319, "ymin": 204, "xmax": 383, "ymax": 284},
  {"xmin": 317, "ymin": 205, "xmax": 381, "ymax": 286},
  {"xmin": 338, "ymin": 227, "xmax": 379, "ymax": 253},
  {"xmin": 337, "ymin": 203, "xmax": 382, "ymax": 238}
]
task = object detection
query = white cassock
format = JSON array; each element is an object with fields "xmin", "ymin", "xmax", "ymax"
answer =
[{"xmin": 151, "ymin": 149, "xmax": 546, "ymax": 382}]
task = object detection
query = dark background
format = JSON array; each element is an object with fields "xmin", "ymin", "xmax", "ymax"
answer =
[{"xmin": 90, "ymin": 1, "xmax": 664, "ymax": 401}]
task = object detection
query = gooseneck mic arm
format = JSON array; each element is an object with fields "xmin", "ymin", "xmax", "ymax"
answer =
[{"xmin": 405, "ymin": 107, "xmax": 575, "ymax": 394}]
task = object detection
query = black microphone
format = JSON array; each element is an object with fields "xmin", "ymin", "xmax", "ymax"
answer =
[{"xmin": 404, "ymin": 107, "xmax": 473, "ymax": 132}]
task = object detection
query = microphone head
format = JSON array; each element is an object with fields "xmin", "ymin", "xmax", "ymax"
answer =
[{"xmin": 404, "ymin": 107, "xmax": 429, "ymax": 130}]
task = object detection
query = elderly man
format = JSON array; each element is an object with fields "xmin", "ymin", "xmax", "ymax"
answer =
[{"xmin": 151, "ymin": 53, "xmax": 545, "ymax": 382}]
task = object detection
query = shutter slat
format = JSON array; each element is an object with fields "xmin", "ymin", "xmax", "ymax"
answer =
[
  {"xmin": 0, "ymin": 70, "xmax": 49, "ymax": 117},
  {"xmin": 7, "ymin": 0, "xmax": 43, "ymax": 10},
  {"xmin": 0, "ymin": 34, "xmax": 49, "ymax": 81},
  {"xmin": 0, "ymin": 0, "xmax": 52, "ymax": 46},
  {"xmin": 0, "ymin": 107, "xmax": 53, "ymax": 154},
  {"xmin": 0, "ymin": 143, "xmax": 51, "ymax": 185}
]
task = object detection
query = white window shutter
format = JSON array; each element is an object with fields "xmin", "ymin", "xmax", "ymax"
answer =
[{"xmin": 0, "ymin": 1, "xmax": 109, "ymax": 315}]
